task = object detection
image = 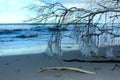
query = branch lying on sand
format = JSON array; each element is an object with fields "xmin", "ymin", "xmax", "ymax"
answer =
[
  {"xmin": 63, "ymin": 59, "xmax": 120, "ymax": 63},
  {"xmin": 39, "ymin": 67, "xmax": 96, "ymax": 74},
  {"xmin": 111, "ymin": 64, "xmax": 120, "ymax": 71}
]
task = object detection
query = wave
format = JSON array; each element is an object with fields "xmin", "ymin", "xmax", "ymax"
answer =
[
  {"xmin": 15, "ymin": 34, "xmax": 39, "ymax": 38},
  {"xmin": 0, "ymin": 30, "xmax": 14, "ymax": 35},
  {"xmin": 0, "ymin": 39, "xmax": 14, "ymax": 42},
  {"xmin": 0, "ymin": 25, "xmax": 70, "ymax": 35},
  {"xmin": 31, "ymin": 25, "xmax": 70, "ymax": 32}
]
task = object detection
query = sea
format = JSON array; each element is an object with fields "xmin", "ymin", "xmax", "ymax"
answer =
[
  {"xmin": 0, "ymin": 23, "xmax": 75, "ymax": 56},
  {"xmin": 0, "ymin": 23, "xmax": 119, "ymax": 56}
]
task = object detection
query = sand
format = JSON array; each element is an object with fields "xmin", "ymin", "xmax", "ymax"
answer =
[{"xmin": 0, "ymin": 45, "xmax": 120, "ymax": 80}]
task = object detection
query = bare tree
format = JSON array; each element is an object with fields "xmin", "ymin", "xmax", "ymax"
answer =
[{"xmin": 29, "ymin": 0, "xmax": 120, "ymax": 57}]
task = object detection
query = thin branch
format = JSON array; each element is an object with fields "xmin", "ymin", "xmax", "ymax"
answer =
[{"xmin": 39, "ymin": 67, "xmax": 96, "ymax": 74}]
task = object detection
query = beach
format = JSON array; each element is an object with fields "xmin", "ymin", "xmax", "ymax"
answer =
[
  {"xmin": 0, "ymin": 45, "xmax": 120, "ymax": 80},
  {"xmin": 0, "ymin": 0, "xmax": 120, "ymax": 80}
]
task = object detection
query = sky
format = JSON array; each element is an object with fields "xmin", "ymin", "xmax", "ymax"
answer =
[
  {"xmin": 0, "ymin": 0, "xmax": 112, "ymax": 23},
  {"xmin": 0, "ymin": 0, "xmax": 37, "ymax": 23}
]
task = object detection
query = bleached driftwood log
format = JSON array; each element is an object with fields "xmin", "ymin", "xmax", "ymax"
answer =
[{"xmin": 39, "ymin": 67, "xmax": 96, "ymax": 74}]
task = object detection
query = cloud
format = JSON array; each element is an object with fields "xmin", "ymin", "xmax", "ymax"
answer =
[
  {"xmin": 0, "ymin": 13, "xmax": 28, "ymax": 23},
  {"xmin": 57, "ymin": 0, "xmax": 93, "ymax": 4},
  {"xmin": 63, "ymin": 3, "xmax": 89, "ymax": 8},
  {"xmin": 0, "ymin": 0, "xmax": 36, "ymax": 23},
  {"xmin": 0, "ymin": 0, "xmax": 100, "ymax": 23},
  {"xmin": 42, "ymin": 0, "xmax": 94, "ymax": 8}
]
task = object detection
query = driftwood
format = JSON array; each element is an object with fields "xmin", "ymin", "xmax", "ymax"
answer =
[
  {"xmin": 63, "ymin": 59, "xmax": 120, "ymax": 63},
  {"xmin": 39, "ymin": 67, "xmax": 96, "ymax": 74}
]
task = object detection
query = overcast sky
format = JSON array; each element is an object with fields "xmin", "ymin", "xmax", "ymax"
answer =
[{"xmin": 0, "ymin": 0, "xmax": 98, "ymax": 23}]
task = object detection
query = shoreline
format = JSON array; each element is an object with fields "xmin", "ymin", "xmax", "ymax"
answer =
[{"xmin": 0, "ymin": 43, "xmax": 119, "ymax": 57}]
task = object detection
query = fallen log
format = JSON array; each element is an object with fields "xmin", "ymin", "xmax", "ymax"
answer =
[
  {"xmin": 63, "ymin": 59, "xmax": 120, "ymax": 63},
  {"xmin": 39, "ymin": 67, "xmax": 96, "ymax": 74}
]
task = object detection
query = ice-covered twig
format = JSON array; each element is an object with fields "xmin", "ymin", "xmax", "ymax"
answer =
[{"xmin": 39, "ymin": 67, "xmax": 96, "ymax": 74}]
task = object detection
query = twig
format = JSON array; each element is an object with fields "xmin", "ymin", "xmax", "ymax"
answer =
[
  {"xmin": 39, "ymin": 67, "xmax": 96, "ymax": 74},
  {"xmin": 111, "ymin": 64, "xmax": 120, "ymax": 71}
]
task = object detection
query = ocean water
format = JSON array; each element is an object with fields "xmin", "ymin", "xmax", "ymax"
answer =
[
  {"xmin": 0, "ymin": 23, "xmax": 119, "ymax": 56},
  {"xmin": 0, "ymin": 24, "xmax": 74, "ymax": 56}
]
